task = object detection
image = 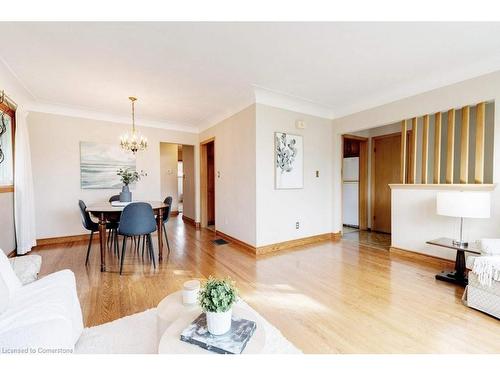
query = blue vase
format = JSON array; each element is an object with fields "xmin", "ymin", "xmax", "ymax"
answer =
[{"xmin": 120, "ymin": 185, "xmax": 132, "ymax": 202}]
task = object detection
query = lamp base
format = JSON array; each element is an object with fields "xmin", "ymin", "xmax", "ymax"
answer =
[{"xmin": 452, "ymin": 239, "xmax": 468, "ymax": 248}]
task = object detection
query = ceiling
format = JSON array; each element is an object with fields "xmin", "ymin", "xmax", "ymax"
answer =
[{"xmin": 2, "ymin": 22, "xmax": 500, "ymax": 131}]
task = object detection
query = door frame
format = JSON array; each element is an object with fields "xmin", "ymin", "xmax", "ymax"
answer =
[
  {"xmin": 200, "ymin": 137, "xmax": 215, "ymax": 229},
  {"xmin": 341, "ymin": 134, "xmax": 369, "ymax": 231}
]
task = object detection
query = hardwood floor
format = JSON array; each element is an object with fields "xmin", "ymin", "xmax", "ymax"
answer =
[
  {"xmin": 342, "ymin": 226, "xmax": 392, "ymax": 250},
  {"xmin": 33, "ymin": 216, "xmax": 499, "ymax": 354}
]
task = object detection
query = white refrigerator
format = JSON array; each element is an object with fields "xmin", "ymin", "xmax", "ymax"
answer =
[{"xmin": 342, "ymin": 157, "xmax": 359, "ymax": 227}]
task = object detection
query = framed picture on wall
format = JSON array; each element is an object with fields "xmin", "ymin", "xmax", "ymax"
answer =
[
  {"xmin": 80, "ymin": 142, "xmax": 136, "ymax": 189},
  {"xmin": 275, "ymin": 132, "xmax": 303, "ymax": 189}
]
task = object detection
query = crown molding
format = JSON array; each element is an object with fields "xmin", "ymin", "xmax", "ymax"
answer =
[
  {"xmin": 253, "ymin": 86, "xmax": 335, "ymax": 120},
  {"xmin": 24, "ymin": 100, "xmax": 199, "ymax": 134},
  {"xmin": 197, "ymin": 98, "xmax": 256, "ymax": 133}
]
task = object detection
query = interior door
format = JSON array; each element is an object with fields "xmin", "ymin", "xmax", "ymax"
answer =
[
  {"xmin": 372, "ymin": 133, "xmax": 401, "ymax": 233},
  {"xmin": 206, "ymin": 141, "xmax": 215, "ymax": 225}
]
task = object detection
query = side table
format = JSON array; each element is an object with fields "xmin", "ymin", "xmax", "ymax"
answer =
[{"xmin": 426, "ymin": 237, "xmax": 481, "ymax": 286}]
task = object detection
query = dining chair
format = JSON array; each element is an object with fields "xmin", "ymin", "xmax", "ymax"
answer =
[
  {"xmin": 79, "ymin": 200, "xmax": 119, "ymax": 265},
  {"xmin": 162, "ymin": 196, "xmax": 173, "ymax": 254},
  {"xmin": 107, "ymin": 195, "xmax": 121, "ymax": 253},
  {"xmin": 118, "ymin": 202, "xmax": 157, "ymax": 275}
]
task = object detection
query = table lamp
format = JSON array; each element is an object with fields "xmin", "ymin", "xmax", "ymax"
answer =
[{"xmin": 436, "ymin": 191, "xmax": 491, "ymax": 247}]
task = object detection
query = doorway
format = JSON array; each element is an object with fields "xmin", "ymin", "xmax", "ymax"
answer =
[
  {"xmin": 342, "ymin": 135, "xmax": 368, "ymax": 231},
  {"xmin": 159, "ymin": 143, "xmax": 195, "ymax": 222},
  {"xmin": 200, "ymin": 138, "xmax": 215, "ymax": 231}
]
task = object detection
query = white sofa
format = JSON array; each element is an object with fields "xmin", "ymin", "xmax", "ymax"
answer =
[
  {"xmin": 463, "ymin": 239, "xmax": 500, "ymax": 319},
  {"xmin": 0, "ymin": 250, "xmax": 83, "ymax": 353}
]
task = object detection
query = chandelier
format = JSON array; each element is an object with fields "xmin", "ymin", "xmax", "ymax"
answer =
[{"xmin": 120, "ymin": 96, "xmax": 147, "ymax": 154}]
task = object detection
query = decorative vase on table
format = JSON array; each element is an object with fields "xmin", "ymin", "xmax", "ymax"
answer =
[
  {"xmin": 198, "ymin": 276, "xmax": 238, "ymax": 336},
  {"xmin": 116, "ymin": 168, "xmax": 147, "ymax": 203},
  {"xmin": 120, "ymin": 184, "xmax": 132, "ymax": 202}
]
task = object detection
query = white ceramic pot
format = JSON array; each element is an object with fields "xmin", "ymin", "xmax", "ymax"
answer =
[{"xmin": 206, "ymin": 308, "xmax": 232, "ymax": 335}]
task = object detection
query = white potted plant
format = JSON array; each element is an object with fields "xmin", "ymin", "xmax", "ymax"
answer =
[{"xmin": 198, "ymin": 276, "xmax": 238, "ymax": 335}]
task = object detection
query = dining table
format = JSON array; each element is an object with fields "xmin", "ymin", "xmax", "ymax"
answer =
[{"xmin": 86, "ymin": 201, "xmax": 168, "ymax": 272}]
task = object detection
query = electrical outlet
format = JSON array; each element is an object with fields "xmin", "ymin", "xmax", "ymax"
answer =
[{"xmin": 296, "ymin": 221, "xmax": 300, "ymax": 230}]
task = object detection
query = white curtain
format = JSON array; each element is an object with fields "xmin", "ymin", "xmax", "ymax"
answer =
[{"xmin": 14, "ymin": 109, "xmax": 37, "ymax": 254}]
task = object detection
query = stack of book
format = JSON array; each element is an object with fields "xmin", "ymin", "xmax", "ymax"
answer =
[{"xmin": 180, "ymin": 313, "xmax": 257, "ymax": 354}]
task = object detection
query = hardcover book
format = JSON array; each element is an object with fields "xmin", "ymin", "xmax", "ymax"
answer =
[{"xmin": 180, "ymin": 313, "xmax": 257, "ymax": 354}]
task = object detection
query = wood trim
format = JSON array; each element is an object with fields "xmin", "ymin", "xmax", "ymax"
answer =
[
  {"xmin": 331, "ymin": 232, "xmax": 342, "ymax": 240},
  {"xmin": 199, "ymin": 140, "xmax": 210, "ymax": 228},
  {"xmin": 7, "ymin": 249, "xmax": 16, "ymax": 258},
  {"xmin": 182, "ymin": 215, "xmax": 200, "ymax": 229},
  {"xmin": 446, "ymin": 109, "xmax": 455, "ymax": 184},
  {"xmin": 410, "ymin": 117, "xmax": 418, "ymax": 184},
  {"xmin": 35, "ymin": 233, "xmax": 97, "ymax": 248},
  {"xmin": 400, "ymin": 120, "xmax": 407, "ymax": 183},
  {"xmin": 200, "ymin": 137, "xmax": 215, "ymax": 145},
  {"xmin": 389, "ymin": 183, "xmax": 496, "ymax": 191},
  {"xmin": 0, "ymin": 102, "xmax": 15, "ymax": 118},
  {"xmin": 0, "ymin": 185, "xmax": 14, "ymax": 193},
  {"xmin": 256, "ymin": 233, "xmax": 340, "ymax": 256},
  {"xmin": 421, "ymin": 115, "xmax": 429, "ymax": 184},
  {"xmin": 358, "ymin": 139, "xmax": 368, "ymax": 230},
  {"xmin": 433, "ymin": 112, "xmax": 442, "ymax": 184},
  {"xmin": 215, "ymin": 230, "xmax": 256, "ymax": 255},
  {"xmin": 170, "ymin": 210, "xmax": 180, "ymax": 216},
  {"xmin": 215, "ymin": 230, "xmax": 342, "ymax": 256},
  {"xmin": 342, "ymin": 134, "xmax": 369, "ymax": 141},
  {"xmin": 475, "ymin": 102, "xmax": 486, "ymax": 184},
  {"xmin": 0, "ymin": 102, "xmax": 16, "ymax": 187},
  {"xmin": 341, "ymin": 135, "xmax": 368, "ymax": 230},
  {"xmin": 460, "ymin": 105, "xmax": 470, "ymax": 183},
  {"xmin": 389, "ymin": 246, "xmax": 454, "ymax": 267}
]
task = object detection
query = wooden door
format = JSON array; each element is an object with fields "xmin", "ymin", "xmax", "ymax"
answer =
[
  {"xmin": 206, "ymin": 141, "xmax": 215, "ymax": 225},
  {"xmin": 372, "ymin": 133, "xmax": 401, "ymax": 234}
]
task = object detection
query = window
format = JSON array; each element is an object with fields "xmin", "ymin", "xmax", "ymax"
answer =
[{"xmin": 0, "ymin": 102, "xmax": 15, "ymax": 190}]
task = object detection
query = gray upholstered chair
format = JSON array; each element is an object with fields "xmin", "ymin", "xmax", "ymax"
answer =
[
  {"xmin": 118, "ymin": 202, "xmax": 157, "ymax": 275},
  {"xmin": 79, "ymin": 200, "xmax": 119, "ymax": 265},
  {"xmin": 162, "ymin": 196, "xmax": 172, "ymax": 254}
]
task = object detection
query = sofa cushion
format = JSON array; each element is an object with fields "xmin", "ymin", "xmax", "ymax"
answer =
[
  {"xmin": 0, "ymin": 251, "xmax": 21, "ymax": 297},
  {"xmin": 9, "ymin": 255, "xmax": 42, "ymax": 285},
  {"xmin": 0, "ymin": 270, "xmax": 84, "ymax": 352}
]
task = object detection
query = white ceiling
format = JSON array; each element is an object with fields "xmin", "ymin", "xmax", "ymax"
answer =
[{"xmin": 2, "ymin": 22, "xmax": 500, "ymax": 131}]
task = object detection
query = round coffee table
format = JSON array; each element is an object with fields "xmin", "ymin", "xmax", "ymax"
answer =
[{"xmin": 157, "ymin": 292, "xmax": 265, "ymax": 354}]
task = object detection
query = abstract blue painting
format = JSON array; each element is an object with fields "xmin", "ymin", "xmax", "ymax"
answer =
[{"xmin": 80, "ymin": 142, "xmax": 136, "ymax": 189}]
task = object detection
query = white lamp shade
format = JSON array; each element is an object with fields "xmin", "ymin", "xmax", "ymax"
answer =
[{"xmin": 436, "ymin": 191, "xmax": 491, "ymax": 219}]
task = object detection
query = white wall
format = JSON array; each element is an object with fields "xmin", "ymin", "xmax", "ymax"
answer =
[
  {"xmin": 199, "ymin": 105, "xmax": 257, "ymax": 246},
  {"xmin": 256, "ymin": 104, "xmax": 332, "ymax": 247},
  {"xmin": 332, "ymin": 70, "xmax": 500, "ymax": 260},
  {"xmin": 182, "ymin": 145, "xmax": 196, "ymax": 221},
  {"xmin": 160, "ymin": 143, "xmax": 179, "ymax": 211},
  {"xmin": 28, "ymin": 112, "xmax": 199, "ymax": 239}
]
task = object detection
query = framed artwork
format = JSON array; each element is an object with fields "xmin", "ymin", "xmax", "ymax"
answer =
[
  {"xmin": 275, "ymin": 132, "xmax": 303, "ymax": 189},
  {"xmin": 80, "ymin": 142, "xmax": 136, "ymax": 189}
]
